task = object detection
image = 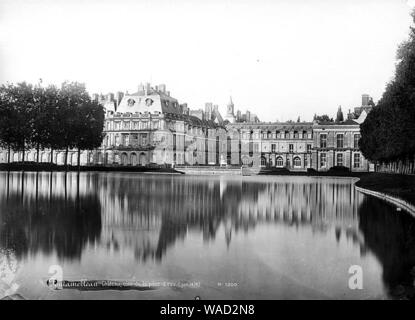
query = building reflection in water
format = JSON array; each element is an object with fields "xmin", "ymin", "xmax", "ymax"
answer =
[
  {"xmin": 1, "ymin": 172, "xmax": 415, "ymax": 299},
  {"xmin": 98, "ymin": 175, "xmax": 365, "ymax": 261}
]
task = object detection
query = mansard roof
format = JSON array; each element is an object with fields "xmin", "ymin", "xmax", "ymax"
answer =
[
  {"xmin": 317, "ymin": 119, "xmax": 359, "ymax": 126},
  {"xmin": 227, "ymin": 122, "xmax": 314, "ymax": 131},
  {"xmin": 165, "ymin": 113, "xmax": 225, "ymax": 129},
  {"xmin": 116, "ymin": 89, "xmax": 181, "ymax": 115}
]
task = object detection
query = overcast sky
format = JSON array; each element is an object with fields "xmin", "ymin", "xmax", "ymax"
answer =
[{"xmin": 0, "ymin": 0, "xmax": 414, "ymax": 121}]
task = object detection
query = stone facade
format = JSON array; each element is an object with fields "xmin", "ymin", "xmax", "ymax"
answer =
[
  {"xmin": 312, "ymin": 121, "xmax": 370, "ymax": 172},
  {"xmin": 0, "ymin": 84, "xmax": 372, "ymax": 172}
]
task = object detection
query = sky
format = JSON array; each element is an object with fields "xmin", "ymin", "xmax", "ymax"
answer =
[{"xmin": 0, "ymin": 0, "xmax": 414, "ymax": 121}]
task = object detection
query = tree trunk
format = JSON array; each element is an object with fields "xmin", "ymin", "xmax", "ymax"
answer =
[
  {"xmin": 36, "ymin": 144, "xmax": 39, "ymax": 163},
  {"xmin": 36, "ymin": 143, "xmax": 40, "ymax": 163},
  {"xmin": 50, "ymin": 149, "xmax": 54, "ymax": 165},
  {"xmin": 7, "ymin": 145, "xmax": 10, "ymax": 164},
  {"xmin": 22, "ymin": 148, "xmax": 25, "ymax": 163},
  {"xmin": 65, "ymin": 146, "xmax": 69, "ymax": 171},
  {"xmin": 77, "ymin": 148, "xmax": 81, "ymax": 172}
]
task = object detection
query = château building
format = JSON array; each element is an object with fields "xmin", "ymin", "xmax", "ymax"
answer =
[{"xmin": 0, "ymin": 83, "xmax": 372, "ymax": 172}]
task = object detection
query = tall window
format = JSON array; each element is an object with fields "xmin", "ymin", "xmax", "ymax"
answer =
[
  {"xmin": 294, "ymin": 131, "xmax": 299, "ymax": 139},
  {"xmin": 293, "ymin": 156, "xmax": 301, "ymax": 167},
  {"xmin": 337, "ymin": 153, "xmax": 343, "ymax": 166},
  {"xmin": 320, "ymin": 134, "xmax": 327, "ymax": 148},
  {"xmin": 320, "ymin": 153, "xmax": 327, "ymax": 168},
  {"xmin": 289, "ymin": 144, "xmax": 294, "ymax": 153},
  {"xmin": 354, "ymin": 134, "xmax": 360, "ymax": 149},
  {"xmin": 276, "ymin": 156, "xmax": 284, "ymax": 167},
  {"xmin": 142, "ymin": 133, "xmax": 148, "ymax": 145},
  {"xmin": 307, "ymin": 144, "xmax": 312, "ymax": 153},
  {"xmin": 271, "ymin": 144, "xmax": 276, "ymax": 153},
  {"xmin": 354, "ymin": 153, "xmax": 360, "ymax": 168},
  {"xmin": 336, "ymin": 134, "xmax": 344, "ymax": 148},
  {"xmin": 304, "ymin": 156, "xmax": 308, "ymax": 167}
]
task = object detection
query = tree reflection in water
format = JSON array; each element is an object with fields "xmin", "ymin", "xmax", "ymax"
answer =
[
  {"xmin": 0, "ymin": 172, "xmax": 101, "ymax": 261},
  {"xmin": 358, "ymin": 196, "xmax": 415, "ymax": 299},
  {"xmin": 1, "ymin": 172, "xmax": 415, "ymax": 299}
]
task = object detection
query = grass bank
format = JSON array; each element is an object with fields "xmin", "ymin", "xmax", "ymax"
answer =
[
  {"xmin": 355, "ymin": 173, "xmax": 415, "ymax": 206},
  {"xmin": 258, "ymin": 167, "xmax": 367, "ymax": 178}
]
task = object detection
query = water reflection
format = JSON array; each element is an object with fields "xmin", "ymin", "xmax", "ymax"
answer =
[
  {"xmin": 358, "ymin": 197, "xmax": 415, "ymax": 299},
  {"xmin": 0, "ymin": 172, "xmax": 415, "ymax": 299},
  {"xmin": 0, "ymin": 172, "xmax": 101, "ymax": 261},
  {"xmin": 97, "ymin": 175, "xmax": 364, "ymax": 262}
]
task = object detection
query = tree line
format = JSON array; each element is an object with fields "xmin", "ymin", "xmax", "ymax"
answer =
[
  {"xmin": 360, "ymin": 10, "xmax": 415, "ymax": 167},
  {"xmin": 0, "ymin": 81, "xmax": 105, "ymax": 168}
]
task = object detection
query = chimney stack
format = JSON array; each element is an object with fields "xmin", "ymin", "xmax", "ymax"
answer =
[
  {"xmin": 362, "ymin": 94, "xmax": 370, "ymax": 106},
  {"xmin": 145, "ymin": 83, "xmax": 151, "ymax": 95},
  {"xmin": 159, "ymin": 84, "xmax": 166, "ymax": 93},
  {"xmin": 116, "ymin": 91, "xmax": 124, "ymax": 106},
  {"xmin": 107, "ymin": 93, "xmax": 114, "ymax": 101}
]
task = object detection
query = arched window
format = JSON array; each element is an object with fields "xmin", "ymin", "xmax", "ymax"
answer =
[
  {"xmin": 121, "ymin": 153, "xmax": 128, "ymax": 165},
  {"xmin": 131, "ymin": 152, "xmax": 137, "ymax": 165},
  {"xmin": 260, "ymin": 157, "xmax": 266, "ymax": 166},
  {"xmin": 242, "ymin": 157, "xmax": 250, "ymax": 165},
  {"xmin": 139, "ymin": 153, "xmax": 147, "ymax": 166},
  {"xmin": 276, "ymin": 156, "xmax": 284, "ymax": 167},
  {"xmin": 293, "ymin": 156, "xmax": 301, "ymax": 167}
]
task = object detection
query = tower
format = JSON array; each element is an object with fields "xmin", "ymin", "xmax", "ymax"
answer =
[
  {"xmin": 224, "ymin": 96, "xmax": 236, "ymax": 123},
  {"xmin": 227, "ymin": 96, "xmax": 234, "ymax": 116}
]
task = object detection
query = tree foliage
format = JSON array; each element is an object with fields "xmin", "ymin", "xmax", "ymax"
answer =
[
  {"xmin": 360, "ymin": 9, "xmax": 415, "ymax": 163},
  {"xmin": 313, "ymin": 114, "xmax": 334, "ymax": 123},
  {"xmin": 0, "ymin": 81, "xmax": 105, "ymax": 166}
]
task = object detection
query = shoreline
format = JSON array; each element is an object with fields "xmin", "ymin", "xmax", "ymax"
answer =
[
  {"xmin": 2, "ymin": 164, "xmax": 415, "ymax": 216},
  {"xmin": 355, "ymin": 173, "xmax": 415, "ymax": 216},
  {"xmin": 0, "ymin": 163, "xmax": 184, "ymax": 174}
]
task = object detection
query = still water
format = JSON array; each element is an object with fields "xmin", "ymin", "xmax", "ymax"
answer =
[{"xmin": 0, "ymin": 171, "xmax": 415, "ymax": 300}]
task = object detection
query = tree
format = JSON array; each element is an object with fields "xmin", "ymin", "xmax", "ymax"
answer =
[
  {"xmin": 335, "ymin": 106, "xmax": 344, "ymax": 123},
  {"xmin": 30, "ymin": 83, "xmax": 61, "ymax": 163},
  {"xmin": 57, "ymin": 82, "xmax": 92, "ymax": 168},
  {"xmin": 314, "ymin": 114, "xmax": 334, "ymax": 123},
  {"xmin": 0, "ymin": 82, "xmax": 34, "ymax": 162},
  {"xmin": 73, "ymin": 99, "xmax": 105, "ymax": 169},
  {"xmin": 360, "ymin": 9, "xmax": 415, "ymax": 166}
]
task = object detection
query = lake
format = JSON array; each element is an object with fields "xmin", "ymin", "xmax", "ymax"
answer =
[{"xmin": 0, "ymin": 171, "xmax": 414, "ymax": 299}]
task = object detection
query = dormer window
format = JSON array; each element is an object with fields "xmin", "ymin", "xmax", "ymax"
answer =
[
  {"xmin": 145, "ymin": 98, "xmax": 154, "ymax": 106},
  {"xmin": 127, "ymin": 98, "xmax": 135, "ymax": 107}
]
